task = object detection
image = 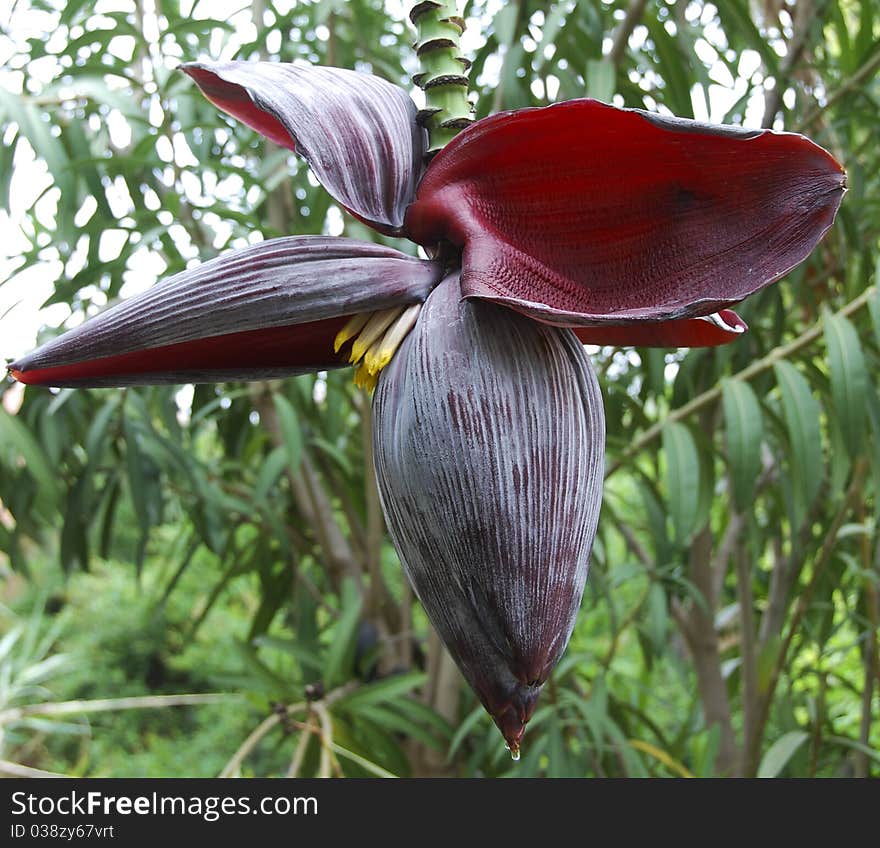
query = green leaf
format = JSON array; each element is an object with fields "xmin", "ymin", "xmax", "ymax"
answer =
[
  {"xmin": 535, "ymin": 2, "xmax": 570, "ymax": 70},
  {"xmin": 448, "ymin": 705, "xmax": 489, "ymax": 760},
  {"xmin": 823, "ymin": 309, "xmax": 868, "ymax": 455},
  {"xmin": 0, "ymin": 409, "xmax": 61, "ymax": 518},
  {"xmin": 493, "ymin": 3, "xmax": 519, "ymax": 46},
  {"xmin": 60, "ymin": 476, "xmax": 89, "ymax": 571},
  {"xmin": 0, "ymin": 130, "xmax": 18, "ymax": 211},
  {"xmin": 644, "ymin": 582, "xmax": 668, "ymax": 651},
  {"xmin": 715, "ymin": 0, "xmax": 779, "ymax": 72},
  {"xmin": 773, "ymin": 361, "xmax": 823, "ymax": 528},
  {"xmin": 253, "ymin": 445, "xmax": 288, "ymax": 504},
  {"xmin": 586, "ymin": 58, "xmax": 615, "ymax": 101},
  {"xmin": 827, "ymin": 412, "xmax": 851, "ymax": 498},
  {"xmin": 827, "ymin": 734, "xmax": 880, "ymax": 765},
  {"xmin": 638, "ymin": 473, "xmax": 672, "ymax": 563},
  {"xmin": 662, "ymin": 421, "xmax": 701, "ymax": 544},
  {"xmin": 84, "ymin": 395, "xmax": 121, "ymax": 461},
  {"xmin": 335, "ymin": 672, "xmax": 426, "ymax": 710},
  {"xmin": 646, "ymin": 18, "xmax": 693, "ymax": 117},
  {"xmin": 123, "ymin": 417, "xmax": 150, "ymax": 539},
  {"xmin": 63, "ymin": 119, "xmax": 113, "ymax": 219},
  {"xmin": 722, "ymin": 379, "xmax": 764, "ymax": 511},
  {"xmin": 323, "ymin": 580, "xmax": 363, "ymax": 688},
  {"xmin": 0, "ymin": 92, "xmax": 76, "ymax": 233},
  {"xmin": 868, "ymin": 269, "xmax": 880, "ymax": 348},
  {"xmin": 327, "ymin": 740, "xmax": 397, "ymax": 778},
  {"xmin": 59, "ymin": 0, "xmax": 94, "ymax": 25},
  {"xmin": 273, "ymin": 394, "xmax": 303, "ymax": 475},
  {"xmin": 251, "ymin": 635, "xmax": 323, "ymax": 674},
  {"xmin": 757, "ymin": 635, "xmax": 782, "ymax": 694},
  {"xmin": 352, "ymin": 702, "xmax": 441, "ymax": 751},
  {"xmin": 757, "ymin": 730, "xmax": 809, "ymax": 778}
]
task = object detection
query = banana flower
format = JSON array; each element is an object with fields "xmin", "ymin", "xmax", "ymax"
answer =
[{"xmin": 8, "ymin": 60, "xmax": 844, "ymax": 755}]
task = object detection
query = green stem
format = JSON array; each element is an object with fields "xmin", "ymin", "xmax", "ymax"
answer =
[
  {"xmin": 410, "ymin": 1, "xmax": 473, "ymax": 156},
  {"xmin": 604, "ymin": 284, "xmax": 877, "ymax": 479}
]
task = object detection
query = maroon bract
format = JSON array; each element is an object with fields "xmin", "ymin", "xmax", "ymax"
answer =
[
  {"xmin": 407, "ymin": 100, "xmax": 844, "ymax": 325},
  {"xmin": 8, "ymin": 59, "xmax": 845, "ymax": 755}
]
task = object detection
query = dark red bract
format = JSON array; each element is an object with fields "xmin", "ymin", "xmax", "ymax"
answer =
[{"xmin": 406, "ymin": 99, "xmax": 845, "ymax": 327}]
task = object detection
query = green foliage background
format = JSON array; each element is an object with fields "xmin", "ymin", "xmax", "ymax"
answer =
[{"xmin": 1, "ymin": 0, "xmax": 878, "ymax": 778}]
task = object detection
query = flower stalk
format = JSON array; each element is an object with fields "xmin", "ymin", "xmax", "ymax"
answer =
[{"xmin": 410, "ymin": 1, "xmax": 473, "ymax": 156}]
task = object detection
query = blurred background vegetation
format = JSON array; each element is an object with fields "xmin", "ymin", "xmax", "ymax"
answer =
[{"xmin": 0, "ymin": 0, "xmax": 878, "ymax": 778}]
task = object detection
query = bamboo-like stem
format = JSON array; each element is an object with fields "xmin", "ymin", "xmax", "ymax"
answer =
[
  {"xmin": 0, "ymin": 693, "xmax": 232, "ymax": 726},
  {"xmin": 410, "ymin": 1, "xmax": 473, "ymax": 156},
  {"xmin": 605, "ymin": 285, "xmax": 877, "ymax": 479}
]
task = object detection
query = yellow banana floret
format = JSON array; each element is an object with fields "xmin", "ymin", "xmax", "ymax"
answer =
[
  {"xmin": 334, "ymin": 312, "xmax": 371, "ymax": 353},
  {"xmin": 339, "ymin": 303, "xmax": 423, "ymax": 391},
  {"xmin": 363, "ymin": 304, "xmax": 422, "ymax": 376}
]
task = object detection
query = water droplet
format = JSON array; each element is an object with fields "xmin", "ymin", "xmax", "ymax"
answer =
[{"xmin": 506, "ymin": 744, "xmax": 521, "ymax": 762}]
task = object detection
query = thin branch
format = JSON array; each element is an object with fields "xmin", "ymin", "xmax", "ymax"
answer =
[
  {"xmin": 711, "ymin": 511, "xmax": 746, "ymax": 604},
  {"xmin": 298, "ymin": 452, "xmax": 362, "ymax": 587},
  {"xmin": 219, "ymin": 705, "xmax": 303, "ymax": 778},
  {"xmin": 0, "ymin": 760, "xmax": 68, "ymax": 778},
  {"xmin": 601, "ymin": 584, "xmax": 651, "ymax": 669},
  {"xmin": 287, "ymin": 713, "xmax": 319, "ymax": 778},
  {"xmin": 611, "ymin": 512, "xmax": 655, "ymax": 571},
  {"xmin": 605, "ymin": 286, "xmax": 876, "ymax": 479},
  {"xmin": 797, "ymin": 47, "xmax": 880, "ymax": 133},
  {"xmin": 312, "ymin": 702, "xmax": 342, "ymax": 778},
  {"xmin": 0, "ymin": 693, "xmax": 232, "ymax": 726},
  {"xmin": 219, "ymin": 683, "xmax": 356, "ymax": 777},
  {"xmin": 608, "ymin": 0, "xmax": 650, "ymax": 67},
  {"xmin": 759, "ymin": 476, "xmax": 830, "ymax": 644},
  {"xmin": 747, "ymin": 459, "xmax": 869, "ymax": 776},
  {"xmin": 761, "ymin": 0, "xmax": 817, "ymax": 128},
  {"xmin": 679, "ymin": 525, "xmax": 739, "ymax": 774},
  {"xmin": 735, "ymin": 537, "xmax": 759, "ymax": 777},
  {"xmin": 313, "ymin": 449, "xmax": 367, "ymax": 559}
]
